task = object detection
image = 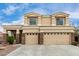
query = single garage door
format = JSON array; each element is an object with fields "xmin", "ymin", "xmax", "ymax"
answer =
[
  {"xmin": 25, "ymin": 33, "xmax": 38, "ymax": 45},
  {"xmin": 43, "ymin": 33, "xmax": 71, "ymax": 45}
]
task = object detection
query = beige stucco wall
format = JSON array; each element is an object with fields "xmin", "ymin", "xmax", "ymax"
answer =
[
  {"xmin": 25, "ymin": 33, "xmax": 38, "ymax": 45},
  {"xmin": 52, "ymin": 16, "xmax": 56, "ymax": 26},
  {"xmin": 41, "ymin": 16, "xmax": 51, "ymax": 26},
  {"xmin": 43, "ymin": 33, "xmax": 71, "ymax": 45},
  {"xmin": 24, "ymin": 12, "xmax": 70, "ymax": 26},
  {"xmin": 22, "ymin": 26, "xmax": 39, "ymax": 33},
  {"xmin": 22, "ymin": 26, "xmax": 74, "ymax": 33}
]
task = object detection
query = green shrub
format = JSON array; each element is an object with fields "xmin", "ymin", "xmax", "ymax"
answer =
[
  {"xmin": 71, "ymin": 42, "xmax": 78, "ymax": 46},
  {"xmin": 7, "ymin": 36, "xmax": 15, "ymax": 44}
]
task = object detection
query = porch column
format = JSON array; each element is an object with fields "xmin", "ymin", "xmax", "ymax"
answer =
[
  {"xmin": 69, "ymin": 33, "xmax": 72, "ymax": 44},
  {"xmin": 66, "ymin": 16, "xmax": 69, "ymax": 26},
  {"xmin": 38, "ymin": 33, "xmax": 40, "ymax": 44},
  {"xmin": 52, "ymin": 16, "xmax": 56, "ymax": 26},
  {"xmin": 71, "ymin": 33, "xmax": 75, "ymax": 43},
  {"xmin": 21, "ymin": 33, "xmax": 25, "ymax": 44},
  {"xmin": 24, "ymin": 16, "xmax": 28, "ymax": 26},
  {"xmin": 38, "ymin": 33, "xmax": 43, "ymax": 44},
  {"xmin": 16, "ymin": 29, "xmax": 20, "ymax": 44},
  {"xmin": 21, "ymin": 30, "xmax": 25, "ymax": 44}
]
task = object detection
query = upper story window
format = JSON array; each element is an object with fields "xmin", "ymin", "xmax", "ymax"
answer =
[
  {"xmin": 29, "ymin": 17, "xmax": 37, "ymax": 25},
  {"xmin": 56, "ymin": 17, "xmax": 65, "ymax": 25}
]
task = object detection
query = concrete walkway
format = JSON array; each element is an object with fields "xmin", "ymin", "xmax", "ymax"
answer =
[{"xmin": 7, "ymin": 45, "xmax": 79, "ymax": 56}]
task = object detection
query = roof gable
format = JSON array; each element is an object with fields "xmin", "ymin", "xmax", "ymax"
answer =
[
  {"xmin": 52, "ymin": 12, "xmax": 69, "ymax": 17},
  {"xmin": 24, "ymin": 12, "xmax": 41, "ymax": 17}
]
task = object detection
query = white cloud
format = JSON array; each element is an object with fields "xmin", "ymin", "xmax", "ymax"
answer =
[
  {"xmin": 2, "ymin": 17, "xmax": 24, "ymax": 25},
  {"xmin": 2, "ymin": 4, "xmax": 30, "ymax": 15},
  {"xmin": 29, "ymin": 8, "xmax": 49, "ymax": 15},
  {"xmin": 64, "ymin": 10, "xmax": 79, "ymax": 27},
  {"xmin": 1, "ymin": 17, "xmax": 24, "ymax": 32},
  {"xmin": 2, "ymin": 5, "xmax": 20, "ymax": 15},
  {"xmin": 20, "ymin": 4, "xmax": 29, "ymax": 9},
  {"xmin": 64, "ymin": 11, "xmax": 79, "ymax": 19},
  {"xmin": 11, "ymin": 17, "xmax": 24, "ymax": 25}
]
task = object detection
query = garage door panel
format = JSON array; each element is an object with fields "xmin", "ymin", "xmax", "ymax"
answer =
[
  {"xmin": 25, "ymin": 33, "xmax": 38, "ymax": 45},
  {"xmin": 44, "ymin": 33, "xmax": 70, "ymax": 45}
]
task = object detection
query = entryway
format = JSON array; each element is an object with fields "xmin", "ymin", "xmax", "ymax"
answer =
[{"xmin": 7, "ymin": 30, "xmax": 23, "ymax": 44}]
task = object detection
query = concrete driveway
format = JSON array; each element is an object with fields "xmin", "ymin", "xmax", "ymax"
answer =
[{"xmin": 7, "ymin": 45, "xmax": 79, "ymax": 56}]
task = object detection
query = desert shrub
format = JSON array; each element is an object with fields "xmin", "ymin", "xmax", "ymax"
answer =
[
  {"xmin": 71, "ymin": 41, "xmax": 78, "ymax": 46},
  {"xmin": 7, "ymin": 35, "xmax": 15, "ymax": 44}
]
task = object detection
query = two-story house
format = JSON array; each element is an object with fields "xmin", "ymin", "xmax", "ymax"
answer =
[{"xmin": 3, "ymin": 12, "xmax": 75, "ymax": 45}]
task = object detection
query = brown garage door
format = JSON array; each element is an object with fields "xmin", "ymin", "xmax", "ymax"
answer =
[
  {"xmin": 43, "ymin": 33, "xmax": 71, "ymax": 45},
  {"xmin": 25, "ymin": 33, "xmax": 38, "ymax": 45}
]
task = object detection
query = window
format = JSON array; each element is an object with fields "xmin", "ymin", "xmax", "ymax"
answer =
[
  {"xmin": 56, "ymin": 18, "xmax": 64, "ymax": 25},
  {"xmin": 29, "ymin": 17, "xmax": 37, "ymax": 25}
]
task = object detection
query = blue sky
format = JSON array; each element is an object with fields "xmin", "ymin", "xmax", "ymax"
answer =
[{"xmin": 0, "ymin": 3, "xmax": 79, "ymax": 32}]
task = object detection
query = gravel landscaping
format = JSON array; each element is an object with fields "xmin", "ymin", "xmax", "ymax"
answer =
[
  {"xmin": 0, "ymin": 44, "xmax": 21, "ymax": 56},
  {"xmin": 7, "ymin": 45, "xmax": 79, "ymax": 56}
]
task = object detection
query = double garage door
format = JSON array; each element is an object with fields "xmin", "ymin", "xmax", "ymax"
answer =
[{"xmin": 25, "ymin": 33, "xmax": 71, "ymax": 45}]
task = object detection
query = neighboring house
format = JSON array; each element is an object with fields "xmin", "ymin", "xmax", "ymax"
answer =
[
  {"xmin": 3, "ymin": 12, "xmax": 75, "ymax": 45},
  {"xmin": 0, "ymin": 32, "xmax": 4, "ymax": 44}
]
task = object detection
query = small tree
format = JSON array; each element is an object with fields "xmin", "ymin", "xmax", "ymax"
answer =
[
  {"xmin": 7, "ymin": 31, "xmax": 15, "ymax": 44},
  {"xmin": 7, "ymin": 35, "xmax": 15, "ymax": 44}
]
